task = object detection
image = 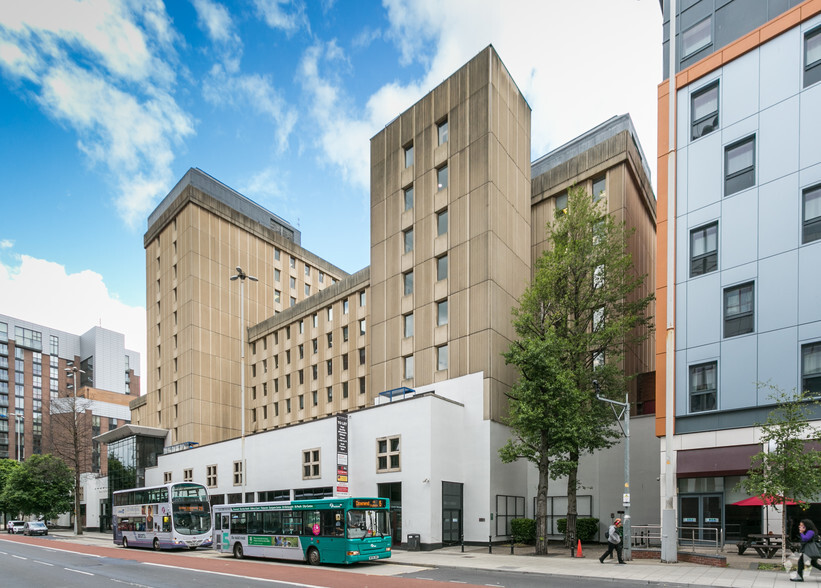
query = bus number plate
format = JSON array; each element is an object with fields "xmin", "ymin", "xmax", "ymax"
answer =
[{"xmin": 369, "ymin": 555, "xmax": 379, "ymax": 560}]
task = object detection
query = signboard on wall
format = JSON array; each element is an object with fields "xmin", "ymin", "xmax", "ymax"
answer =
[{"xmin": 336, "ymin": 415, "xmax": 349, "ymax": 496}]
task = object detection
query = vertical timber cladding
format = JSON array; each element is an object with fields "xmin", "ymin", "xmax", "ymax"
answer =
[{"xmin": 369, "ymin": 46, "xmax": 531, "ymax": 423}]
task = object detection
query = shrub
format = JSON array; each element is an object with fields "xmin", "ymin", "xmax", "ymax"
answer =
[
  {"xmin": 510, "ymin": 518, "xmax": 536, "ymax": 544},
  {"xmin": 557, "ymin": 517, "xmax": 600, "ymax": 542}
]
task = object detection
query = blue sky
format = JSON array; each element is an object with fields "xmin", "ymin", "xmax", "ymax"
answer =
[{"xmin": 0, "ymin": 0, "xmax": 662, "ymax": 388}]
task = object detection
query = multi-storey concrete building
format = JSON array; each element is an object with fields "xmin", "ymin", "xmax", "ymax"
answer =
[
  {"xmin": 656, "ymin": 0, "xmax": 821, "ymax": 543},
  {"xmin": 129, "ymin": 46, "xmax": 657, "ymax": 548},
  {"xmin": 0, "ymin": 314, "xmax": 138, "ymax": 527}
]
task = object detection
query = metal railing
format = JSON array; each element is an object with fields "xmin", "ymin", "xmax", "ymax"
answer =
[{"xmin": 630, "ymin": 525, "xmax": 723, "ymax": 555}]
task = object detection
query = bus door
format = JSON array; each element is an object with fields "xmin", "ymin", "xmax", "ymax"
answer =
[{"xmin": 305, "ymin": 510, "xmax": 346, "ymax": 562}]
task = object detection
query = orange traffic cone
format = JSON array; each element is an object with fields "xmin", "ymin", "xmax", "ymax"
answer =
[{"xmin": 576, "ymin": 539, "xmax": 584, "ymax": 558}]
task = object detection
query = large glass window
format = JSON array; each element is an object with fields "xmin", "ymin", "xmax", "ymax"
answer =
[
  {"xmin": 682, "ymin": 16, "xmax": 711, "ymax": 59},
  {"xmin": 805, "ymin": 25, "xmax": 821, "ymax": 88},
  {"xmin": 724, "ymin": 282, "xmax": 755, "ymax": 338},
  {"xmin": 725, "ymin": 136, "xmax": 755, "ymax": 196},
  {"xmin": 690, "ymin": 222, "xmax": 718, "ymax": 277},
  {"xmin": 803, "ymin": 342, "xmax": 821, "ymax": 396},
  {"xmin": 803, "ymin": 184, "xmax": 821, "ymax": 244},
  {"xmin": 691, "ymin": 81, "xmax": 719, "ymax": 140},
  {"xmin": 689, "ymin": 362, "xmax": 717, "ymax": 413}
]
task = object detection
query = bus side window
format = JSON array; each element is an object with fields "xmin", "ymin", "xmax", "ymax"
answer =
[
  {"xmin": 221, "ymin": 514, "xmax": 229, "ymax": 531},
  {"xmin": 162, "ymin": 516, "xmax": 171, "ymax": 533}
]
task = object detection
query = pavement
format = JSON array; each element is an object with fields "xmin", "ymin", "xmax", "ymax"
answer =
[{"xmin": 42, "ymin": 530, "xmax": 821, "ymax": 587}]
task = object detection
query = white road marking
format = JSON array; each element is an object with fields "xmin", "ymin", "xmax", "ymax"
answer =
[
  {"xmin": 35, "ymin": 560, "xmax": 55, "ymax": 566},
  {"xmin": 65, "ymin": 568, "xmax": 94, "ymax": 576},
  {"xmin": 12, "ymin": 554, "xmax": 27, "ymax": 560},
  {"xmin": 143, "ymin": 562, "xmax": 328, "ymax": 587}
]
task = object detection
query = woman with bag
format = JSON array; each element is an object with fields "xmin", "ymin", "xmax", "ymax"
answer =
[
  {"xmin": 599, "ymin": 518, "xmax": 625, "ymax": 564},
  {"xmin": 792, "ymin": 519, "xmax": 821, "ymax": 582}
]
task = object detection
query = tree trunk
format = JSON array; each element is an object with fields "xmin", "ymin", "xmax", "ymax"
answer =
[
  {"xmin": 565, "ymin": 455, "xmax": 579, "ymax": 549},
  {"xmin": 535, "ymin": 437, "xmax": 550, "ymax": 555}
]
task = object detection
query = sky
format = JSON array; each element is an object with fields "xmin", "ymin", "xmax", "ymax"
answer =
[{"xmin": 0, "ymin": 0, "xmax": 662, "ymax": 392}]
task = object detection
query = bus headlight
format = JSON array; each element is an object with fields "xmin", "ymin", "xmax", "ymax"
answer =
[
  {"xmin": 346, "ymin": 550, "xmax": 360, "ymax": 556},
  {"xmin": 386, "ymin": 547, "xmax": 391, "ymax": 552}
]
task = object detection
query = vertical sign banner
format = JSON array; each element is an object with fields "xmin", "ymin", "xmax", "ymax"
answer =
[{"xmin": 336, "ymin": 414, "xmax": 349, "ymax": 496}]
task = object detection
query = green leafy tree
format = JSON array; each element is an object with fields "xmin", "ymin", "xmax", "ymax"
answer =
[
  {"xmin": 500, "ymin": 186, "xmax": 653, "ymax": 552},
  {"xmin": 0, "ymin": 454, "xmax": 73, "ymax": 519},
  {"xmin": 0, "ymin": 459, "xmax": 22, "ymax": 520},
  {"xmin": 739, "ymin": 385, "xmax": 821, "ymax": 566}
]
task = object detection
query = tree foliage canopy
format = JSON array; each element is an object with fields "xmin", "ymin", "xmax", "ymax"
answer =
[
  {"xmin": 500, "ymin": 185, "xmax": 653, "ymax": 551},
  {"xmin": 0, "ymin": 454, "xmax": 73, "ymax": 519}
]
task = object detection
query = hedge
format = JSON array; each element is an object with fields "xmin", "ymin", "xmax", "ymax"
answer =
[
  {"xmin": 510, "ymin": 517, "xmax": 536, "ymax": 544},
  {"xmin": 556, "ymin": 517, "xmax": 600, "ymax": 542}
]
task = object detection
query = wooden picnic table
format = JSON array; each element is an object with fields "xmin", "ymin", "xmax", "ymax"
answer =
[{"xmin": 737, "ymin": 534, "xmax": 788, "ymax": 559}]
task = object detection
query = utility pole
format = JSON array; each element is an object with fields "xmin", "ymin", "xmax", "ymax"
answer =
[{"xmin": 595, "ymin": 380, "xmax": 631, "ymax": 561}]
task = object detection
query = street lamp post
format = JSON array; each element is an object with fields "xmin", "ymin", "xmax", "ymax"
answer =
[
  {"xmin": 0, "ymin": 412, "xmax": 23, "ymax": 461},
  {"xmin": 230, "ymin": 266, "xmax": 257, "ymax": 501},
  {"xmin": 595, "ymin": 380, "xmax": 631, "ymax": 561},
  {"xmin": 65, "ymin": 363, "xmax": 86, "ymax": 536}
]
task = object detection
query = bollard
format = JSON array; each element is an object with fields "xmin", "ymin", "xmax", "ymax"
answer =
[
  {"xmin": 461, "ymin": 534, "xmax": 464, "ymax": 553},
  {"xmin": 510, "ymin": 538, "xmax": 515, "ymax": 554},
  {"xmin": 489, "ymin": 535, "xmax": 492, "ymax": 554}
]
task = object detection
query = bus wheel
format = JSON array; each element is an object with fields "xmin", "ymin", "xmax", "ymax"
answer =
[
  {"xmin": 122, "ymin": 537, "xmax": 128, "ymax": 548},
  {"xmin": 233, "ymin": 543, "xmax": 244, "ymax": 559},
  {"xmin": 153, "ymin": 538, "xmax": 160, "ymax": 551},
  {"xmin": 307, "ymin": 547, "xmax": 320, "ymax": 566}
]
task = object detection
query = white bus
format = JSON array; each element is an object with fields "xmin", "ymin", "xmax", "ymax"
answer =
[{"xmin": 112, "ymin": 483, "xmax": 213, "ymax": 550}]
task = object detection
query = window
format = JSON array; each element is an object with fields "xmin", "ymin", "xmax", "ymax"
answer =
[
  {"xmin": 313, "ymin": 314, "xmax": 318, "ymax": 328},
  {"xmin": 164, "ymin": 471, "xmax": 172, "ymax": 484},
  {"xmin": 359, "ymin": 376, "xmax": 366, "ymax": 394},
  {"xmin": 305, "ymin": 264, "xmax": 311, "ymax": 277},
  {"xmin": 689, "ymin": 362, "xmax": 717, "ymax": 413},
  {"xmin": 404, "ymin": 143, "xmax": 414, "ymax": 168},
  {"xmin": 725, "ymin": 135, "xmax": 755, "ymax": 195},
  {"xmin": 305, "ymin": 284, "xmax": 310, "ymax": 296},
  {"xmin": 803, "ymin": 184, "xmax": 821, "ymax": 244},
  {"xmin": 233, "ymin": 461, "xmax": 243, "ymax": 486},
  {"xmin": 290, "ymin": 296, "xmax": 296, "ymax": 307},
  {"xmin": 286, "ymin": 398, "xmax": 291, "ymax": 412},
  {"xmin": 404, "ymin": 186, "xmax": 414, "ymax": 211},
  {"xmin": 326, "ymin": 359, "xmax": 332, "ymax": 375},
  {"xmin": 303, "ymin": 449, "xmax": 320, "ymax": 479},
  {"xmin": 359, "ymin": 348, "xmax": 365, "ymax": 366},
  {"xmin": 274, "ymin": 289, "xmax": 281, "ymax": 303},
  {"xmin": 403, "ymin": 271, "xmax": 413, "ymax": 295},
  {"xmin": 183, "ymin": 468, "xmax": 192, "ymax": 482},
  {"xmin": 274, "ymin": 248, "xmax": 281, "ymax": 261},
  {"xmin": 437, "ymin": 165, "xmax": 448, "ymax": 191},
  {"xmin": 327, "ymin": 307, "xmax": 333, "ymax": 321},
  {"xmin": 802, "ymin": 342, "xmax": 821, "ymax": 395},
  {"xmin": 312, "ymin": 390, "xmax": 318, "ymax": 406},
  {"xmin": 805, "ymin": 25, "xmax": 821, "ymax": 88},
  {"xmin": 342, "ymin": 381, "xmax": 349, "ymax": 398},
  {"xmin": 290, "ymin": 276, "xmax": 296, "ymax": 289},
  {"xmin": 436, "ymin": 345, "xmax": 448, "ymax": 371},
  {"xmin": 312, "ymin": 365, "xmax": 318, "ymax": 380},
  {"xmin": 359, "ymin": 319, "xmax": 366, "ymax": 336},
  {"xmin": 592, "ymin": 175, "xmax": 605, "ymax": 202},
  {"xmin": 403, "ymin": 228, "xmax": 413, "ymax": 254},
  {"xmin": 593, "ymin": 307, "xmax": 604, "ymax": 332},
  {"xmin": 436, "ymin": 255, "xmax": 448, "ymax": 281},
  {"xmin": 343, "ymin": 353, "xmax": 349, "ymax": 370},
  {"xmin": 290, "ymin": 256, "xmax": 296, "ymax": 269},
  {"xmin": 682, "ymin": 16, "xmax": 711, "ymax": 59},
  {"xmin": 359, "ymin": 290, "xmax": 366, "ymax": 306},
  {"xmin": 691, "ymin": 81, "xmax": 719, "ymax": 140},
  {"xmin": 724, "ymin": 282, "xmax": 755, "ymax": 337},
  {"xmin": 327, "ymin": 386, "xmax": 333, "ymax": 402},
  {"xmin": 404, "ymin": 313, "xmax": 414, "ymax": 338},
  {"xmin": 342, "ymin": 326, "xmax": 349, "ymax": 342},
  {"xmin": 206, "ymin": 465, "xmax": 217, "ymax": 488},
  {"xmin": 690, "ymin": 222, "xmax": 718, "ymax": 277},
  {"xmin": 327, "ymin": 333, "xmax": 333, "ymax": 348},
  {"xmin": 343, "ymin": 299, "xmax": 349, "ymax": 314},
  {"xmin": 437, "ymin": 209, "xmax": 448, "ymax": 236},
  {"xmin": 555, "ymin": 192, "xmax": 568, "ymax": 215},
  {"xmin": 437, "ymin": 119, "xmax": 448, "ymax": 145},
  {"xmin": 437, "ymin": 299, "xmax": 448, "ymax": 326},
  {"xmin": 592, "ymin": 351, "xmax": 605, "ymax": 370},
  {"xmin": 275, "ymin": 268, "xmax": 281, "ymax": 282},
  {"xmin": 404, "ymin": 355, "xmax": 414, "ymax": 379},
  {"xmin": 377, "ymin": 436, "xmax": 400, "ymax": 472},
  {"xmin": 299, "ymin": 394, "xmax": 304, "ymax": 409}
]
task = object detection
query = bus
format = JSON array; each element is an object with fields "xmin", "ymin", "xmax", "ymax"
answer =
[
  {"xmin": 112, "ymin": 482, "xmax": 213, "ymax": 550},
  {"xmin": 213, "ymin": 497, "xmax": 391, "ymax": 565}
]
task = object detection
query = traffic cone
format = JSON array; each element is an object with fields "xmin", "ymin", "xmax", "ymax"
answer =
[{"xmin": 576, "ymin": 539, "xmax": 584, "ymax": 558}]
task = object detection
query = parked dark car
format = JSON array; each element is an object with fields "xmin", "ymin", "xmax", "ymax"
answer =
[{"xmin": 23, "ymin": 521, "xmax": 48, "ymax": 536}]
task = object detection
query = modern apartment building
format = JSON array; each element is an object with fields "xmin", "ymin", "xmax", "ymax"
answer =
[
  {"xmin": 0, "ymin": 314, "xmax": 137, "ymax": 527},
  {"xmin": 656, "ymin": 0, "xmax": 821, "ymax": 542}
]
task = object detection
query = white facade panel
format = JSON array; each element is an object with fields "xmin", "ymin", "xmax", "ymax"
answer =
[
  {"xmin": 719, "ymin": 335, "xmax": 758, "ymax": 410},
  {"xmin": 757, "ymin": 327, "xmax": 799, "ymax": 397},
  {"xmin": 721, "ymin": 189, "xmax": 759, "ymax": 270},
  {"xmin": 759, "ymin": 95, "xmax": 800, "ymax": 186},
  {"xmin": 759, "ymin": 27, "xmax": 800, "ymax": 110},
  {"xmin": 686, "ymin": 273, "xmax": 721, "ymax": 348},
  {"xmin": 757, "ymin": 251, "xmax": 799, "ymax": 334},
  {"xmin": 721, "ymin": 49, "xmax": 760, "ymax": 127},
  {"xmin": 686, "ymin": 132, "xmax": 722, "ymax": 212},
  {"xmin": 799, "ymin": 82, "xmax": 821, "ymax": 170},
  {"xmin": 758, "ymin": 173, "xmax": 800, "ymax": 259},
  {"xmin": 798, "ymin": 242, "xmax": 821, "ymax": 325},
  {"xmin": 676, "ymin": 282, "xmax": 688, "ymax": 350}
]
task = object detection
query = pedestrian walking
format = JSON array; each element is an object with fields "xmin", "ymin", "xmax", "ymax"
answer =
[
  {"xmin": 599, "ymin": 518, "xmax": 625, "ymax": 564},
  {"xmin": 792, "ymin": 518, "xmax": 821, "ymax": 582}
]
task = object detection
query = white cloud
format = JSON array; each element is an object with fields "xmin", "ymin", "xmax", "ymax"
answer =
[
  {"xmin": 303, "ymin": 0, "xmax": 661, "ymax": 193},
  {"xmin": 0, "ymin": 240, "xmax": 13, "ymax": 249},
  {"xmin": 253, "ymin": 0, "xmax": 309, "ymax": 34},
  {"xmin": 192, "ymin": 0, "xmax": 242, "ymax": 73},
  {"xmin": 0, "ymin": 254, "xmax": 145, "ymax": 393},
  {"xmin": 0, "ymin": 0, "xmax": 192, "ymax": 227}
]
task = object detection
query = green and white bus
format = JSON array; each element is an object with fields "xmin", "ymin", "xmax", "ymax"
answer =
[{"xmin": 213, "ymin": 497, "xmax": 392, "ymax": 565}]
